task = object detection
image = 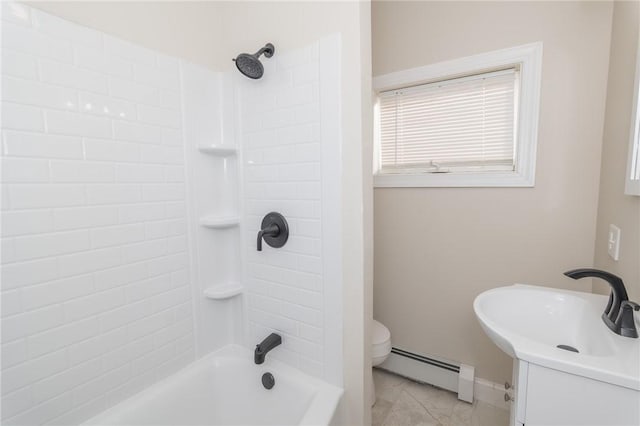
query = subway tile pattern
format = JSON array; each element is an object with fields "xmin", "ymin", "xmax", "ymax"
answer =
[
  {"xmin": 1, "ymin": 4, "xmax": 194, "ymax": 425},
  {"xmin": 240, "ymin": 44, "xmax": 325, "ymax": 378}
]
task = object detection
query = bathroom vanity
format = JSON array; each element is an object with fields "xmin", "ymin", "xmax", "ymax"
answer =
[
  {"xmin": 508, "ymin": 360, "xmax": 639, "ymax": 426},
  {"xmin": 474, "ymin": 284, "xmax": 640, "ymax": 426}
]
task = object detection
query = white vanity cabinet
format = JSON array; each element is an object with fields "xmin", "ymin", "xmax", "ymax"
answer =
[{"xmin": 510, "ymin": 360, "xmax": 640, "ymax": 426}]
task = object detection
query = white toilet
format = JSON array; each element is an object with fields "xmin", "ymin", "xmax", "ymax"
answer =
[{"xmin": 371, "ymin": 319, "xmax": 392, "ymax": 405}]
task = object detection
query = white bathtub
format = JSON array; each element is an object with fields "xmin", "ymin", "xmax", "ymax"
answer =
[{"xmin": 83, "ymin": 345, "xmax": 343, "ymax": 426}]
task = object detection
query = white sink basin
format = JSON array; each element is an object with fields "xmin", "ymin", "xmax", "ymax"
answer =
[{"xmin": 474, "ymin": 284, "xmax": 640, "ymax": 390}]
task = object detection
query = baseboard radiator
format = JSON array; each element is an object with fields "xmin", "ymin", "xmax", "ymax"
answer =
[{"xmin": 378, "ymin": 347, "xmax": 475, "ymax": 403}]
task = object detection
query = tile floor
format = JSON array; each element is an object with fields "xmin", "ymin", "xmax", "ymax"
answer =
[{"xmin": 372, "ymin": 369, "xmax": 510, "ymax": 426}]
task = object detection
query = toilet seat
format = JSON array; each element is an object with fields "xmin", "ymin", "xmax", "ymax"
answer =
[
  {"xmin": 372, "ymin": 320, "xmax": 391, "ymax": 365},
  {"xmin": 371, "ymin": 320, "xmax": 392, "ymax": 406}
]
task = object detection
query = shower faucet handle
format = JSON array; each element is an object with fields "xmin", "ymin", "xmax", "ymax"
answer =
[
  {"xmin": 257, "ymin": 212, "xmax": 289, "ymax": 251},
  {"xmin": 257, "ymin": 224, "xmax": 279, "ymax": 251}
]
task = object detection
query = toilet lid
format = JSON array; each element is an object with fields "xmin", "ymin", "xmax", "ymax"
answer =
[{"xmin": 372, "ymin": 320, "xmax": 391, "ymax": 345}]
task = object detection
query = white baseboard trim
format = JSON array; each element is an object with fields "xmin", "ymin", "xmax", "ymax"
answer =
[
  {"xmin": 378, "ymin": 349, "xmax": 509, "ymax": 410},
  {"xmin": 474, "ymin": 377, "xmax": 510, "ymax": 410}
]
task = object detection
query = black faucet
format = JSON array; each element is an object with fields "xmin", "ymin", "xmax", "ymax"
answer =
[
  {"xmin": 617, "ymin": 301, "xmax": 640, "ymax": 338},
  {"xmin": 254, "ymin": 333, "xmax": 282, "ymax": 364},
  {"xmin": 564, "ymin": 268, "xmax": 639, "ymax": 338}
]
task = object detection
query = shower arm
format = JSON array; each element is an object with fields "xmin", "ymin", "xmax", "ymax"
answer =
[
  {"xmin": 254, "ymin": 47, "xmax": 268, "ymax": 58},
  {"xmin": 253, "ymin": 44, "xmax": 275, "ymax": 59}
]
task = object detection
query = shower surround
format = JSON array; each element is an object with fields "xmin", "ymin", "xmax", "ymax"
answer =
[
  {"xmin": 1, "ymin": 3, "xmax": 343, "ymax": 425},
  {"xmin": 1, "ymin": 5, "xmax": 194, "ymax": 425},
  {"xmin": 239, "ymin": 37, "xmax": 342, "ymax": 383}
]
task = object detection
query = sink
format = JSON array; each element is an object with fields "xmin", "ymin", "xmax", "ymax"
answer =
[{"xmin": 474, "ymin": 284, "xmax": 640, "ymax": 390}]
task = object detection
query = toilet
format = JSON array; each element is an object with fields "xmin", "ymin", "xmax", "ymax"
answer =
[{"xmin": 371, "ymin": 319, "xmax": 392, "ymax": 405}]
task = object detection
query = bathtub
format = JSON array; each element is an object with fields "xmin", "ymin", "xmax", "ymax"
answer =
[{"xmin": 83, "ymin": 345, "xmax": 343, "ymax": 426}]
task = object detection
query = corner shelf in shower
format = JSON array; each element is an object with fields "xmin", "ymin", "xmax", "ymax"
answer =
[
  {"xmin": 203, "ymin": 283, "xmax": 243, "ymax": 300},
  {"xmin": 198, "ymin": 145, "xmax": 237, "ymax": 156},
  {"xmin": 199, "ymin": 215, "xmax": 240, "ymax": 229}
]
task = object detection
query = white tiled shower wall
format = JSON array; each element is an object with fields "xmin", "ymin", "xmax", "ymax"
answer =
[
  {"xmin": 240, "ymin": 41, "xmax": 341, "ymax": 382},
  {"xmin": 1, "ymin": 4, "xmax": 194, "ymax": 425}
]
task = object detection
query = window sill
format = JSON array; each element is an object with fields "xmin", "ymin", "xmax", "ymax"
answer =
[{"xmin": 374, "ymin": 171, "xmax": 535, "ymax": 188}]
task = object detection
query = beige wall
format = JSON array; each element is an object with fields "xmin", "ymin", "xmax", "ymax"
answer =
[
  {"xmin": 26, "ymin": 1, "xmax": 225, "ymax": 70},
  {"xmin": 372, "ymin": 1, "xmax": 613, "ymax": 383},
  {"xmin": 593, "ymin": 1, "xmax": 640, "ymax": 301},
  {"xmin": 26, "ymin": 2, "xmax": 372, "ymax": 424}
]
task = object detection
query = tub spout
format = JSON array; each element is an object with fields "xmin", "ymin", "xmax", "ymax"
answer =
[{"xmin": 254, "ymin": 333, "xmax": 282, "ymax": 364}]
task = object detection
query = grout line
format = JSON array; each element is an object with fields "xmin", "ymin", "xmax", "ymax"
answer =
[
  {"xmin": 2, "ymin": 102, "xmax": 182, "ymax": 137},
  {"xmin": 2, "ymin": 44, "xmax": 179, "ymax": 96},
  {"xmin": 2, "ymin": 252, "xmax": 187, "ymax": 298},
  {"xmin": 0, "ymin": 234, "xmax": 186, "ymax": 267},
  {"xmin": 403, "ymin": 386, "xmax": 447, "ymax": 426},
  {"xmin": 249, "ymin": 305, "xmax": 323, "ymax": 332},
  {"xmin": 2, "ymin": 300, "xmax": 192, "ymax": 377}
]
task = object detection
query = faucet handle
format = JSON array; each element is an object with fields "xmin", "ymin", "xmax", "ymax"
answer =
[
  {"xmin": 615, "ymin": 301, "xmax": 639, "ymax": 338},
  {"xmin": 257, "ymin": 225, "xmax": 278, "ymax": 251},
  {"xmin": 257, "ymin": 212, "xmax": 288, "ymax": 251}
]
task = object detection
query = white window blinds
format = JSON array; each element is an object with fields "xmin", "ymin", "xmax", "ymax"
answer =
[{"xmin": 379, "ymin": 68, "xmax": 519, "ymax": 173}]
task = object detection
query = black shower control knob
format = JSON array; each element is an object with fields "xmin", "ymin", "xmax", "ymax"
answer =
[{"xmin": 256, "ymin": 212, "xmax": 289, "ymax": 251}]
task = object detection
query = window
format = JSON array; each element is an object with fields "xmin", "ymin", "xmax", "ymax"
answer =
[
  {"xmin": 373, "ymin": 43, "xmax": 542, "ymax": 187},
  {"xmin": 625, "ymin": 41, "xmax": 640, "ymax": 196},
  {"xmin": 379, "ymin": 68, "xmax": 518, "ymax": 174}
]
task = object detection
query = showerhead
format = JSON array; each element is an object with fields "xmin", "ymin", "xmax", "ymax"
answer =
[
  {"xmin": 233, "ymin": 43, "xmax": 275, "ymax": 79},
  {"xmin": 234, "ymin": 54, "xmax": 264, "ymax": 79}
]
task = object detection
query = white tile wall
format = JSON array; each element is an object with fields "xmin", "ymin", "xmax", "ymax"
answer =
[
  {"xmin": 1, "ymin": 4, "xmax": 194, "ymax": 425},
  {"xmin": 240, "ymin": 43, "xmax": 327, "ymax": 379}
]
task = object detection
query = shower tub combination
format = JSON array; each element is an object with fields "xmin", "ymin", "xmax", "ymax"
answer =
[
  {"xmin": 83, "ymin": 346, "xmax": 343, "ymax": 426},
  {"xmin": 1, "ymin": 3, "xmax": 344, "ymax": 424}
]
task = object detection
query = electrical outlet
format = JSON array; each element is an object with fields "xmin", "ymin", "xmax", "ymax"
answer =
[{"xmin": 608, "ymin": 224, "xmax": 621, "ymax": 261}]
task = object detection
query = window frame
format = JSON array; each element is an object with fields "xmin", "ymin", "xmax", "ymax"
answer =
[
  {"xmin": 373, "ymin": 42, "xmax": 543, "ymax": 188},
  {"xmin": 625, "ymin": 40, "xmax": 640, "ymax": 196}
]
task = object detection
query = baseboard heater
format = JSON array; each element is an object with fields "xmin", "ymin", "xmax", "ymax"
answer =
[{"xmin": 378, "ymin": 347, "xmax": 475, "ymax": 403}]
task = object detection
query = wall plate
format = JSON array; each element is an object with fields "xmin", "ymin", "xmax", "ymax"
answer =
[{"xmin": 608, "ymin": 224, "xmax": 621, "ymax": 261}]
